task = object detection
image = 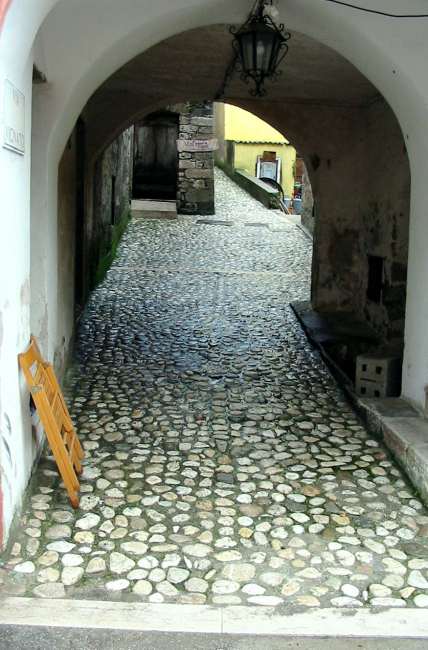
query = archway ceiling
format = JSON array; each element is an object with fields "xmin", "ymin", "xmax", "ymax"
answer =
[{"xmin": 83, "ymin": 25, "xmax": 379, "ymax": 155}]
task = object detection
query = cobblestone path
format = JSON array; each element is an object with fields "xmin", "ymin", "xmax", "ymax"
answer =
[{"xmin": 3, "ymin": 170, "xmax": 428, "ymax": 609}]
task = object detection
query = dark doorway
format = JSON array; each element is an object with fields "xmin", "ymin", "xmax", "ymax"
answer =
[{"xmin": 133, "ymin": 111, "xmax": 179, "ymax": 200}]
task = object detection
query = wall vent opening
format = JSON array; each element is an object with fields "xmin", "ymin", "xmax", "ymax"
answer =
[{"xmin": 367, "ymin": 255, "xmax": 384, "ymax": 303}]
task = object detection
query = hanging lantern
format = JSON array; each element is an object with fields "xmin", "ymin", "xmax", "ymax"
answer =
[{"xmin": 230, "ymin": 1, "xmax": 291, "ymax": 97}]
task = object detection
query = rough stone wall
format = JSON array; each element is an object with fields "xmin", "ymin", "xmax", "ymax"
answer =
[
  {"xmin": 56, "ymin": 128, "xmax": 77, "ymax": 375},
  {"xmin": 361, "ymin": 100, "xmax": 410, "ymax": 348},
  {"xmin": 91, "ymin": 126, "xmax": 134, "ymax": 286},
  {"xmin": 310, "ymin": 99, "xmax": 410, "ymax": 351},
  {"xmin": 176, "ymin": 101, "xmax": 215, "ymax": 215},
  {"xmin": 93, "ymin": 126, "xmax": 133, "ymax": 228},
  {"xmin": 301, "ymin": 163, "xmax": 315, "ymax": 235},
  {"xmin": 55, "ymin": 124, "xmax": 134, "ymax": 371},
  {"xmin": 214, "ymin": 102, "xmax": 227, "ymax": 167}
]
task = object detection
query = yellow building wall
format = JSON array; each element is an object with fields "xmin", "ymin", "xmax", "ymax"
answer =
[
  {"xmin": 216, "ymin": 104, "xmax": 296, "ymax": 195},
  {"xmin": 234, "ymin": 143, "xmax": 296, "ymax": 197},
  {"xmin": 224, "ymin": 104, "xmax": 289, "ymax": 144}
]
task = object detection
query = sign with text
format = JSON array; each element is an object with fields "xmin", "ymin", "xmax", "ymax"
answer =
[
  {"xmin": 177, "ymin": 138, "xmax": 218, "ymax": 153},
  {"xmin": 3, "ymin": 80, "xmax": 25, "ymax": 155}
]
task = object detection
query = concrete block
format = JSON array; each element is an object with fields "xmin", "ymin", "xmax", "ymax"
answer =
[
  {"xmin": 407, "ymin": 443, "xmax": 428, "ymax": 503},
  {"xmin": 382, "ymin": 416, "xmax": 428, "ymax": 501},
  {"xmin": 190, "ymin": 117, "xmax": 213, "ymax": 127},
  {"xmin": 180, "ymin": 125, "xmax": 198, "ymax": 133},
  {"xmin": 178, "ymin": 160, "xmax": 196, "ymax": 169},
  {"xmin": 192, "ymin": 180, "xmax": 207, "ymax": 189},
  {"xmin": 356, "ymin": 354, "xmax": 401, "ymax": 397},
  {"xmin": 359, "ymin": 397, "xmax": 419, "ymax": 419},
  {"xmin": 185, "ymin": 168, "xmax": 213, "ymax": 179},
  {"xmin": 185, "ymin": 189, "xmax": 212, "ymax": 202},
  {"xmin": 356, "ymin": 378, "xmax": 386, "ymax": 398},
  {"xmin": 382, "ymin": 416, "xmax": 427, "ymax": 458}
]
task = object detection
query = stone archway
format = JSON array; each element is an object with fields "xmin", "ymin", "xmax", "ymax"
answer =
[
  {"xmin": 2, "ymin": 0, "xmax": 428, "ymax": 547},
  {"xmin": 64, "ymin": 24, "xmax": 410, "ymax": 379}
]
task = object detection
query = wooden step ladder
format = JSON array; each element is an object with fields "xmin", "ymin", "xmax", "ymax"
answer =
[{"xmin": 19, "ymin": 336, "xmax": 84, "ymax": 508}]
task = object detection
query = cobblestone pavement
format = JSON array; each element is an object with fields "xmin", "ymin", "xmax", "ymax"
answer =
[{"xmin": 3, "ymin": 170, "xmax": 428, "ymax": 609}]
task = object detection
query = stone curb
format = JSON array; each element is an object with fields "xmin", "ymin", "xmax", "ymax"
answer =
[{"xmin": 1, "ymin": 597, "xmax": 428, "ymax": 638}]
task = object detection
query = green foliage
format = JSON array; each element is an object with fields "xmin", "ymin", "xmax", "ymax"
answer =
[
  {"xmin": 269, "ymin": 195, "xmax": 281, "ymax": 209},
  {"xmin": 92, "ymin": 210, "xmax": 130, "ymax": 289}
]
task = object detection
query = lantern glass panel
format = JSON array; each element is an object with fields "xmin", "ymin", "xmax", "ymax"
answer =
[
  {"xmin": 268, "ymin": 36, "xmax": 282, "ymax": 74},
  {"xmin": 255, "ymin": 27, "xmax": 275, "ymax": 74},
  {"xmin": 239, "ymin": 31, "xmax": 256, "ymax": 73}
]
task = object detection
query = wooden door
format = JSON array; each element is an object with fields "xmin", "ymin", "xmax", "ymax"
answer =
[{"xmin": 133, "ymin": 111, "xmax": 179, "ymax": 200}]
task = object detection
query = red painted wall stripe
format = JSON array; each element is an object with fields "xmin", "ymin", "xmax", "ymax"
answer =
[{"xmin": 0, "ymin": 0, "xmax": 12, "ymax": 35}]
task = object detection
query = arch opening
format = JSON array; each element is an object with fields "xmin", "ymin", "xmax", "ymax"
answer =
[
  {"xmin": 3, "ymin": 1, "xmax": 425, "ymax": 552},
  {"xmin": 49, "ymin": 23, "xmax": 410, "ymax": 389}
]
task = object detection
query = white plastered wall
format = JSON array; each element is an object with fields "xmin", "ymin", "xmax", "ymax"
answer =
[
  {"xmin": 0, "ymin": 0, "xmax": 56, "ymax": 544},
  {"xmin": 0, "ymin": 0, "xmax": 428, "ymax": 545}
]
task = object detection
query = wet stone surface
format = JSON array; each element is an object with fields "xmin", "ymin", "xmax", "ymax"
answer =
[{"xmin": 2, "ymin": 170, "xmax": 428, "ymax": 608}]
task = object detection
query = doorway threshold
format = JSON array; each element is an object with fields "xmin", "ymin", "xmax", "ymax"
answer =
[{"xmin": 131, "ymin": 200, "xmax": 177, "ymax": 220}]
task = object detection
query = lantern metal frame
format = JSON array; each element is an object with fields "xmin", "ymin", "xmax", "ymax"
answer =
[{"xmin": 230, "ymin": 1, "xmax": 291, "ymax": 97}]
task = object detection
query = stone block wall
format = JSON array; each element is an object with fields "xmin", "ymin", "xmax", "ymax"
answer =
[
  {"xmin": 176, "ymin": 101, "xmax": 215, "ymax": 215},
  {"xmin": 301, "ymin": 163, "xmax": 315, "ymax": 235},
  {"xmin": 361, "ymin": 100, "xmax": 410, "ymax": 348},
  {"xmin": 56, "ymin": 127, "xmax": 77, "ymax": 375},
  {"xmin": 310, "ymin": 99, "xmax": 410, "ymax": 352},
  {"xmin": 93, "ymin": 126, "xmax": 134, "ymax": 227},
  {"xmin": 55, "ymin": 123, "xmax": 134, "ymax": 373},
  {"xmin": 90, "ymin": 126, "xmax": 134, "ymax": 287}
]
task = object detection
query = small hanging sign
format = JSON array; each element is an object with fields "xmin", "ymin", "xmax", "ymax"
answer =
[
  {"xmin": 177, "ymin": 138, "xmax": 218, "ymax": 153},
  {"xmin": 3, "ymin": 80, "xmax": 25, "ymax": 155}
]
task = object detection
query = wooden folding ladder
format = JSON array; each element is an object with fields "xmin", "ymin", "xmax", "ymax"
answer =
[{"xmin": 19, "ymin": 336, "xmax": 84, "ymax": 508}]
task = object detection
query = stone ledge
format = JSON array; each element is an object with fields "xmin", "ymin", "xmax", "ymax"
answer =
[
  {"xmin": 131, "ymin": 200, "xmax": 177, "ymax": 220},
  {"xmin": 381, "ymin": 415, "xmax": 427, "ymax": 454},
  {"xmin": 349, "ymin": 401, "xmax": 428, "ymax": 503},
  {"xmin": 216, "ymin": 164, "xmax": 280, "ymax": 209},
  {"xmin": 347, "ymin": 395, "xmax": 428, "ymax": 508},
  {"xmin": 234, "ymin": 169, "xmax": 279, "ymax": 209},
  {"xmin": 292, "ymin": 301, "xmax": 428, "ymax": 504},
  {"xmin": 1, "ymin": 597, "xmax": 428, "ymax": 638}
]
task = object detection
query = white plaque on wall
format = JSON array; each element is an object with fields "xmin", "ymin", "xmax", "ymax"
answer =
[
  {"xmin": 177, "ymin": 138, "xmax": 218, "ymax": 153},
  {"xmin": 3, "ymin": 80, "xmax": 25, "ymax": 155}
]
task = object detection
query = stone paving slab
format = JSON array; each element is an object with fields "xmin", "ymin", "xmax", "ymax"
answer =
[
  {"xmin": 1, "ymin": 597, "xmax": 428, "ymax": 638},
  {"xmin": 1, "ymin": 170, "xmax": 428, "ymax": 611},
  {"xmin": 0, "ymin": 630, "xmax": 426, "ymax": 650}
]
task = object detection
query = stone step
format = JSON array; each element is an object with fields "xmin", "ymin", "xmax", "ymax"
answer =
[
  {"xmin": 0, "ymin": 626, "xmax": 426, "ymax": 650},
  {"xmin": 131, "ymin": 199, "xmax": 177, "ymax": 220},
  {"xmin": 0, "ymin": 597, "xmax": 427, "ymax": 650}
]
